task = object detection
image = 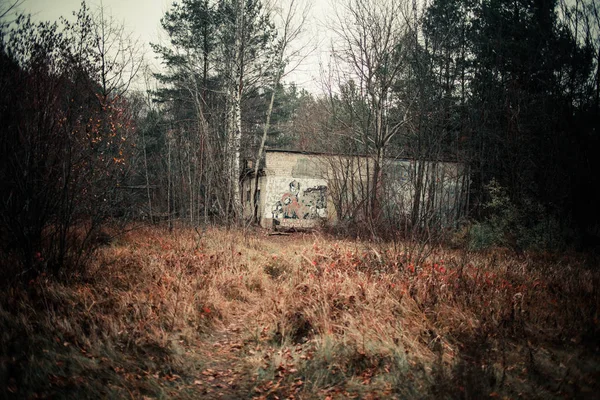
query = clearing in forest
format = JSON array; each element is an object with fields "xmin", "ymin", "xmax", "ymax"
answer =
[{"xmin": 1, "ymin": 226, "xmax": 599, "ymax": 399}]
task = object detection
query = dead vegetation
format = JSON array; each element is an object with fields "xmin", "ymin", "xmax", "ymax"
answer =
[{"xmin": 1, "ymin": 226, "xmax": 599, "ymax": 399}]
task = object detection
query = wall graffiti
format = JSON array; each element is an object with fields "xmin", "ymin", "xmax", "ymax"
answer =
[{"xmin": 272, "ymin": 180, "xmax": 327, "ymax": 222}]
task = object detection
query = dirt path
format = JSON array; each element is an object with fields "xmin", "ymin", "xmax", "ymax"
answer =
[{"xmin": 184, "ymin": 319, "xmax": 259, "ymax": 399}]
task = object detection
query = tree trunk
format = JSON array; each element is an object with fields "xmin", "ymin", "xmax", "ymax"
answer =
[
  {"xmin": 231, "ymin": 87, "xmax": 242, "ymax": 220},
  {"xmin": 253, "ymin": 73, "xmax": 281, "ymax": 223},
  {"xmin": 167, "ymin": 130, "xmax": 173, "ymax": 232},
  {"xmin": 411, "ymin": 159, "xmax": 424, "ymax": 228},
  {"xmin": 227, "ymin": 0, "xmax": 245, "ymax": 223},
  {"xmin": 142, "ymin": 126, "xmax": 153, "ymax": 224}
]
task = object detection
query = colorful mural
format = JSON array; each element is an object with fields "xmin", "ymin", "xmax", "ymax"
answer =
[{"xmin": 271, "ymin": 180, "xmax": 327, "ymax": 223}]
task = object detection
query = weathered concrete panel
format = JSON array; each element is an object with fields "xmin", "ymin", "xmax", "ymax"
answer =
[
  {"xmin": 243, "ymin": 150, "xmax": 467, "ymax": 229},
  {"xmin": 264, "ymin": 176, "xmax": 328, "ymax": 228}
]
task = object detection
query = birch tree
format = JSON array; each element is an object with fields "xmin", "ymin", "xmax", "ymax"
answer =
[
  {"xmin": 252, "ymin": 0, "xmax": 311, "ymax": 222},
  {"xmin": 153, "ymin": 0, "xmax": 276, "ymax": 224},
  {"xmin": 218, "ymin": 0, "xmax": 275, "ymax": 222}
]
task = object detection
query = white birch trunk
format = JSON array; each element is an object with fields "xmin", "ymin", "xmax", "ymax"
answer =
[
  {"xmin": 231, "ymin": 86, "xmax": 242, "ymax": 218},
  {"xmin": 228, "ymin": 0, "xmax": 244, "ymax": 221}
]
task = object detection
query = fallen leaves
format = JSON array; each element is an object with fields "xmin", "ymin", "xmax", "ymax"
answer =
[
  {"xmin": 4, "ymin": 227, "xmax": 600, "ymax": 400},
  {"xmin": 163, "ymin": 374, "xmax": 181, "ymax": 382},
  {"xmin": 252, "ymin": 376, "xmax": 305, "ymax": 400}
]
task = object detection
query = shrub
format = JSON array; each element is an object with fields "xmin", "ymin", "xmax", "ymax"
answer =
[
  {"xmin": 469, "ymin": 179, "xmax": 570, "ymax": 251},
  {"xmin": 0, "ymin": 11, "xmax": 134, "ymax": 280}
]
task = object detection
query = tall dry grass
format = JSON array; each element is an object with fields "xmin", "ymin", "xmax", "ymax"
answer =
[{"xmin": 1, "ymin": 226, "xmax": 598, "ymax": 398}]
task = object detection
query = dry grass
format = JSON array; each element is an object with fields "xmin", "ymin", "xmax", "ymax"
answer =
[{"xmin": 1, "ymin": 225, "xmax": 599, "ymax": 399}]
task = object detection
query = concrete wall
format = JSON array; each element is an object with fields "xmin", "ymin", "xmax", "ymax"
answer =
[
  {"xmin": 241, "ymin": 152, "xmax": 328, "ymax": 228},
  {"xmin": 264, "ymin": 151, "xmax": 326, "ymax": 178},
  {"xmin": 382, "ymin": 159, "xmax": 467, "ymax": 226},
  {"xmin": 242, "ymin": 150, "xmax": 468, "ymax": 229},
  {"xmin": 242, "ymin": 152, "xmax": 330, "ymax": 228},
  {"xmin": 262, "ymin": 176, "xmax": 328, "ymax": 229}
]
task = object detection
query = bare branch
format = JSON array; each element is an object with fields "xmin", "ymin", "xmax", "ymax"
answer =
[{"xmin": 0, "ymin": 0, "xmax": 23, "ymax": 21}]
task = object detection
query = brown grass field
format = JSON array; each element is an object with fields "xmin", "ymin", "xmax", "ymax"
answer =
[{"xmin": 1, "ymin": 225, "xmax": 599, "ymax": 399}]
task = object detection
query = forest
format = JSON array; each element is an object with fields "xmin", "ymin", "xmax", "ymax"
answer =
[{"xmin": 1, "ymin": 0, "xmax": 599, "ymax": 398}]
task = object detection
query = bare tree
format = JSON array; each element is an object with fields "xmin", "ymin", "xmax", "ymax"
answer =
[
  {"xmin": 312, "ymin": 0, "xmax": 470, "ymax": 242},
  {"xmin": 152, "ymin": 0, "xmax": 278, "ymax": 225},
  {"xmin": 252, "ymin": 0, "xmax": 312, "ymax": 222},
  {"xmin": 214, "ymin": 0, "xmax": 276, "ymax": 223},
  {"xmin": 0, "ymin": 5, "xmax": 139, "ymax": 277},
  {"xmin": 0, "ymin": 0, "xmax": 22, "ymax": 22},
  {"xmin": 88, "ymin": 4, "xmax": 144, "ymax": 98},
  {"xmin": 327, "ymin": 0, "xmax": 412, "ymax": 224}
]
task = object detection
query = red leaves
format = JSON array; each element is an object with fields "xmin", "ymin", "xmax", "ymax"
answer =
[
  {"xmin": 163, "ymin": 374, "xmax": 181, "ymax": 382},
  {"xmin": 8, "ymin": 227, "xmax": 594, "ymax": 400}
]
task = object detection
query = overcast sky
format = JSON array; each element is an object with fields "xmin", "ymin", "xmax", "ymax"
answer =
[
  {"xmin": 18, "ymin": 0, "xmax": 333, "ymax": 93},
  {"xmin": 21, "ymin": 0, "xmax": 171, "ymax": 45}
]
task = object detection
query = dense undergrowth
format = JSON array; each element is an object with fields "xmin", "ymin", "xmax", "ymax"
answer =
[{"xmin": 1, "ymin": 226, "xmax": 599, "ymax": 399}]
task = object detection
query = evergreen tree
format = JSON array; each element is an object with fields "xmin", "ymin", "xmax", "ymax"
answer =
[
  {"xmin": 152, "ymin": 0, "xmax": 276, "ymax": 223},
  {"xmin": 418, "ymin": 0, "xmax": 599, "ymax": 246}
]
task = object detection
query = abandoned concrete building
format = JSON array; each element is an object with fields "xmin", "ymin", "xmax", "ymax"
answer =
[{"xmin": 242, "ymin": 149, "xmax": 468, "ymax": 229}]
